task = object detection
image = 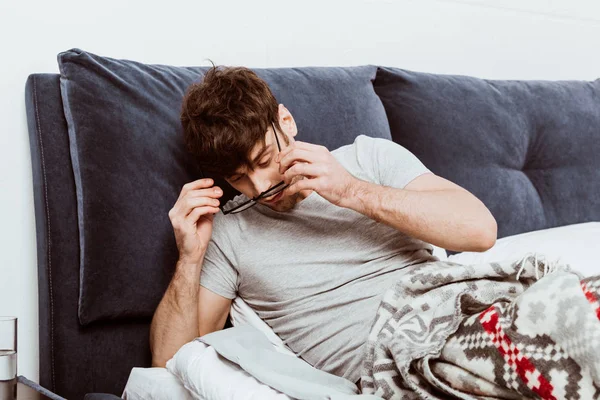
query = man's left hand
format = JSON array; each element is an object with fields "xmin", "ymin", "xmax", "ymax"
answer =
[{"xmin": 276, "ymin": 141, "xmax": 358, "ymax": 207}]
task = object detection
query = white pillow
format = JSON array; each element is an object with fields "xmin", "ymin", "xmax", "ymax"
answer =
[
  {"xmin": 448, "ymin": 222, "xmax": 600, "ymax": 277},
  {"xmin": 166, "ymin": 340, "xmax": 292, "ymax": 400}
]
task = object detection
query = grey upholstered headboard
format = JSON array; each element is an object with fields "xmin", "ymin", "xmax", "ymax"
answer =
[
  {"xmin": 24, "ymin": 65, "xmax": 392, "ymax": 399},
  {"xmin": 25, "ymin": 60, "xmax": 600, "ymax": 399},
  {"xmin": 26, "ymin": 56, "xmax": 396, "ymax": 398},
  {"xmin": 26, "ymin": 74, "xmax": 151, "ymax": 399}
]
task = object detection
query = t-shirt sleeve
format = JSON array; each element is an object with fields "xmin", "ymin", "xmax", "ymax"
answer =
[
  {"xmin": 355, "ymin": 135, "xmax": 431, "ymax": 188},
  {"xmin": 200, "ymin": 236, "xmax": 238, "ymax": 299}
]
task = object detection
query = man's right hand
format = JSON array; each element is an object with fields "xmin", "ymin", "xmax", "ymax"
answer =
[{"xmin": 169, "ymin": 178, "xmax": 223, "ymax": 264}]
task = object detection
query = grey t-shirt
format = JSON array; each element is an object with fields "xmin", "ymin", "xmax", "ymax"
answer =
[{"xmin": 200, "ymin": 135, "xmax": 438, "ymax": 383}]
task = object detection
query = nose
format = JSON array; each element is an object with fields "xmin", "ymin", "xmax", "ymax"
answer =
[{"xmin": 248, "ymin": 170, "xmax": 276, "ymax": 198}]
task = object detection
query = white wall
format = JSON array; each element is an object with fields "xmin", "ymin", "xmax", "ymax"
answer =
[{"xmin": 1, "ymin": 0, "xmax": 599, "ymax": 383}]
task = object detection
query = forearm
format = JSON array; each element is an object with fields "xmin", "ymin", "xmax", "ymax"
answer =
[
  {"xmin": 343, "ymin": 180, "xmax": 497, "ymax": 252},
  {"xmin": 150, "ymin": 257, "xmax": 203, "ymax": 367}
]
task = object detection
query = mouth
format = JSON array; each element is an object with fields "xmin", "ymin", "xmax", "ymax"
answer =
[{"xmin": 264, "ymin": 191, "xmax": 284, "ymax": 204}]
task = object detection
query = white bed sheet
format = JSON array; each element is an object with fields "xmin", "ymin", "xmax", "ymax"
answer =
[
  {"xmin": 449, "ymin": 222, "xmax": 600, "ymax": 277},
  {"xmin": 122, "ymin": 367, "xmax": 194, "ymax": 400}
]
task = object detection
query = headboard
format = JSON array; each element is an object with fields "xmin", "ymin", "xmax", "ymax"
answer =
[
  {"xmin": 26, "ymin": 74, "xmax": 151, "ymax": 399},
  {"xmin": 25, "ymin": 60, "xmax": 600, "ymax": 398},
  {"xmin": 24, "ymin": 60, "xmax": 393, "ymax": 398}
]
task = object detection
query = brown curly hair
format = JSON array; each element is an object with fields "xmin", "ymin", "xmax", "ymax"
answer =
[{"xmin": 181, "ymin": 66, "xmax": 288, "ymax": 178}]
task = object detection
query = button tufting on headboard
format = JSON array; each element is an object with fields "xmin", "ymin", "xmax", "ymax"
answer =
[{"xmin": 374, "ymin": 67, "xmax": 600, "ymax": 239}]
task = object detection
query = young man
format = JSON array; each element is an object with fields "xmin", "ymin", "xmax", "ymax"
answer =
[{"xmin": 149, "ymin": 66, "xmax": 497, "ymax": 384}]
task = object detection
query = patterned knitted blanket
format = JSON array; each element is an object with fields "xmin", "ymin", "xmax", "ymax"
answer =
[{"xmin": 359, "ymin": 254, "xmax": 600, "ymax": 399}]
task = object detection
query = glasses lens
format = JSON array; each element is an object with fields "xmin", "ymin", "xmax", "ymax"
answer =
[
  {"xmin": 231, "ymin": 201, "xmax": 257, "ymax": 214},
  {"xmin": 259, "ymin": 182, "xmax": 289, "ymax": 200},
  {"xmin": 261, "ymin": 186, "xmax": 283, "ymax": 199},
  {"xmin": 223, "ymin": 182, "xmax": 289, "ymax": 215},
  {"xmin": 223, "ymin": 200, "xmax": 256, "ymax": 215}
]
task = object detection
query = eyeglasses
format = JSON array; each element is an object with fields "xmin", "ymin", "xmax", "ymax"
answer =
[{"xmin": 222, "ymin": 123, "xmax": 290, "ymax": 215}]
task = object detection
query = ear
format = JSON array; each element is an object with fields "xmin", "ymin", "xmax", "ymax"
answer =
[{"xmin": 278, "ymin": 104, "xmax": 298, "ymax": 138}]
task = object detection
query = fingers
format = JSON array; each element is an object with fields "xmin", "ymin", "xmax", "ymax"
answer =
[
  {"xmin": 178, "ymin": 178, "xmax": 218, "ymax": 200},
  {"xmin": 182, "ymin": 196, "xmax": 221, "ymax": 217},
  {"xmin": 283, "ymin": 162, "xmax": 321, "ymax": 184},
  {"xmin": 276, "ymin": 142, "xmax": 326, "ymax": 162},
  {"xmin": 170, "ymin": 201, "xmax": 220, "ymax": 231},
  {"xmin": 186, "ymin": 187, "xmax": 223, "ymax": 199},
  {"xmin": 283, "ymin": 176, "xmax": 314, "ymax": 197},
  {"xmin": 185, "ymin": 206, "xmax": 220, "ymax": 226},
  {"xmin": 171, "ymin": 194, "xmax": 221, "ymax": 220},
  {"xmin": 277, "ymin": 148, "xmax": 321, "ymax": 174},
  {"xmin": 170, "ymin": 179, "xmax": 223, "ymax": 225},
  {"xmin": 281, "ymin": 141, "xmax": 326, "ymax": 153}
]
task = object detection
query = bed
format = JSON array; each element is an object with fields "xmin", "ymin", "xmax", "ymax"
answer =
[{"xmin": 25, "ymin": 49, "xmax": 600, "ymax": 399}]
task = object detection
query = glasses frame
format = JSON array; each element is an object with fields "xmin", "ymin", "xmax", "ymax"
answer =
[{"xmin": 222, "ymin": 123, "xmax": 290, "ymax": 215}]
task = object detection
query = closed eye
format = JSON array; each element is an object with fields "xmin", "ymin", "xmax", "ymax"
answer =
[
  {"xmin": 258, "ymin": 158, "xmax": 271, "ymax": 167},
  {"xmin": 229, "ymin": 158, "xmax": 271, "ymax": 182}
]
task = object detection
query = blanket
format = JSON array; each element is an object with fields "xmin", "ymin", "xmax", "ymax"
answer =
[{"xmin": 360, "ymin": 253, "xmax": 600, "ymax": 399}]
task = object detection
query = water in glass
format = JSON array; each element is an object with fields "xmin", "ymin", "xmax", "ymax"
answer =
[{"xmin": 0, "ymin": 350, "xmax": 16, "ymax": 400}]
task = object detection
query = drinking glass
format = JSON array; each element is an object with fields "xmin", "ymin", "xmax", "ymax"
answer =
[{"xmin": 0, "ymin": 317, "xmax": 17, "ymax": 400}]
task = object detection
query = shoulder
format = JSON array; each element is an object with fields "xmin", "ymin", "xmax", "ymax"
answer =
[
  {"xmin": 355, "ymin": 135, "xmax": 398, "ymax": 151},
  {"xmin": 331, "ymin": 135, "xmax": 379, "ymax": 158},
  {"xmin": 332, "ymin": 135, "xmax": 395, "ymax": 155},
  {"xmin": 332, "ymin": 135, "xmax": 400, "ymax": 165},
  {"xmin": 330, "ymin": 135, "xmax": 385, "ymax": 183}
]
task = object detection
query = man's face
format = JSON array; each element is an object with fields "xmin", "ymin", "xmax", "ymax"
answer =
[{"xmin": 224, "ymin": 123, "xmax": 308, "ymax": 213}]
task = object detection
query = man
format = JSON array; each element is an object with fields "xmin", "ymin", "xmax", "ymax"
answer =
[{"xmin": 149, "ymin": 66, "xmax": 497, "ymax": 385}]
